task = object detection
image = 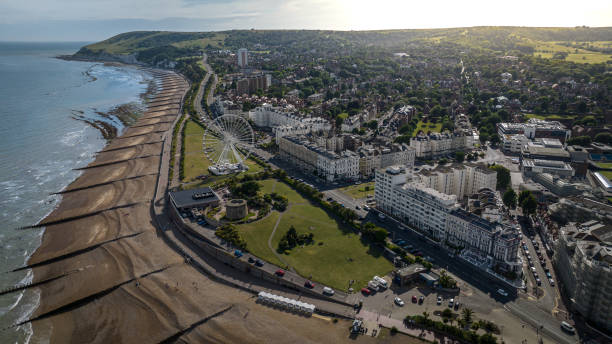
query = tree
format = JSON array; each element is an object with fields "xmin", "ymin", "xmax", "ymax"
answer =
[
  {"xmin": 462, "ymin": 308, "xmax": 473, "ymax": 324},
  {"xmin": 518, "ymin": 190, "xmax": 531, "ymax": 205},
  {"xmin": 454, "ymin": 151, "xmax": 465, "ymax": 163},
  {"xmin": 439, "ymin": 270, "xmax": 457, "ymax": 289},
  {"xmin": 489, "ymin": 165, "xmax": 510, "ymax": 190},
  {"xmin": 503, "ymin": 189, "xmax": 517, "ymax": 209},
  {"xmin": 521, "ymin": 194, "xmax": 538, "ymax": 215},
  {"xmin": 567, "ymin": 135, "xmax": 591, "ymax": 146}
]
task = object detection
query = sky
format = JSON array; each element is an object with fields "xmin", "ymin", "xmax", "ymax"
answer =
[{"xmin": 1, "ymin": 0, "xmax": 611, "ymax": 42}]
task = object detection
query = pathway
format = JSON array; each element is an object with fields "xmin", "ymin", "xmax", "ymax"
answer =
[
  {"xmin": 358, "ymin": 309, "xmax": 458, "ymax": 344},
  {"xmin": 267, "ymin": 205, "xmax": 295, "ymax": 273}
]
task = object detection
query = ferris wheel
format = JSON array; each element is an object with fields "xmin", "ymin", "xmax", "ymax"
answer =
[{"xmin": 203, "ymin": 114, "xmax": 254, "ymax": 175}]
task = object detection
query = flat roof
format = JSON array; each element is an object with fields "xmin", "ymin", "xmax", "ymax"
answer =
[{"xmin": 169, "ymin": 187, "xmax": 220, "ymax": 209}]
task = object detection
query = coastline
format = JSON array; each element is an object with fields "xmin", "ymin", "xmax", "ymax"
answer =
[{"xmin": 21, "ymin": 62, "xmax": 189, "ymax": 342}]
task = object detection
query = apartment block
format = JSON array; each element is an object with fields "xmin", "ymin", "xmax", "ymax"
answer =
[
  {"xmin": 410, "ymin": 131, "xmax": 475, "ymax": 158},
  {"xmin": 554, "ymin": 221, "xmax": 612, "ymax": 332}
]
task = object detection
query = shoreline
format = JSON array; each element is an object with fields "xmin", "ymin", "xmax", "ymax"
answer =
[{"xmin": 22, "ymin": 60, "xmax": 189, "ymax": 341}]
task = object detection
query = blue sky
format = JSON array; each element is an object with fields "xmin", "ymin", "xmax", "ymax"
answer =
[{"xmin": 1, "ymin": 0, "xmax": 611, "ymax": 41}]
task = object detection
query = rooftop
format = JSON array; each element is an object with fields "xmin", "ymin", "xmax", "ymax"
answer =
[{"xmin": 169, "ymin": 187, "xmax": 220, "ymax": 209}]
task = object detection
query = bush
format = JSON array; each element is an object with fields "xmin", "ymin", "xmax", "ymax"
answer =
[{"xmin": 390, "ymin": 326, "xmax": 398, "ymax": 335}]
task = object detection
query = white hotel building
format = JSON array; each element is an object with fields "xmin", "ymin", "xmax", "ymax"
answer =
[
  {"xmin": 279, "ymin": 135, "xmax": 359, "ymax": 182},
  {"xmin": 418, "ymin": 163, "xmax": 497, "ymax": 200},
  {"xmin": 250, "ymin": 105, "xmax": 332, "ymax": 143},
  {"xmin": 375, "ymin": 166, "xmax": 520, "ymax": 271}
]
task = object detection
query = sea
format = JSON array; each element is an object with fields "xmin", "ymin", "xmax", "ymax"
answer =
[{"xmin": 0, "ymin": 42, "xmax": 153, "ymax": 343}]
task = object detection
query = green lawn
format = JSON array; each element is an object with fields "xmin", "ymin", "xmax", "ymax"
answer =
[
  {"xmin": 413, "ymin": 120, "xmax": 442, "ymax": 136},
  {"xmin": 337, "ymin": 112, "xmax": 349, "ymax": 119},
  {"xmin": 237, "ymin": 211, "xmax": 284, "ymax": 267},
  {"xmin": 338, "ymin": 182, "xmax": 375, "ymax": 199},
  {"xmin": 595, "ymin": 162, "xmax": 612, "ymax": 169},
  {"xmin": 525, "ymin": 113, "xmax": 575, "ymax": 121},
  {"xmin": 258, "ymin": 179, "xmax": 307, "ymax": 203},
  {"xmin": 182, "ymin": 119, "xmax": 264, "ymax": 185},
  {"xmin": 237, "ymin": 179, "xmax": 393, "ymax": 291},
  {"xmin": 598, "ymin": 170, "xmax": 612, "ymax": 180}
]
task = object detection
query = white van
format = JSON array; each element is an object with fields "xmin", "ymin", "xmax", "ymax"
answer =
[
  {"xmin": 367, "ymin": 280, "xmax": 379, "ymax": 291},
  {"xmin": 373, "ymin": 276, "xmax": 388, "ymax": 288},
  {"xmin": 322, "ymin": 287, "xmax": 335, "ymax": 295}
]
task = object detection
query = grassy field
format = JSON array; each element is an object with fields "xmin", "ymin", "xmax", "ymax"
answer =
[
  {"xmin": 524, "ymin": 113, "xmax": 576, "ymax": 121},
  {"xmin": 413, "ymin": 120, "xmax": 442, "ymax": 136},
  {"xmin": 258, "ymin": 179, "xmax": 307, "ymax": 203},
  {"xmin": 595, "ymin": 162, "xmax": 612, "ymax": 169},
  {"xmin": 532, "ymin": 40, "xmax": 612, "ymax": 64},
  {"xmin": 338, "ymin": 182, "xmax": 375, "ymax": 199},
  {"xmin": 237, "ymin": 179, "xmax": 393, "ymax": 291},
  {"xmin": 598, "ymin": 170, "xmax": 612, "ymax": 180},
  {"xmin": 182, "ymin": 120, "xmax": 264, "ymax": 186},
  {"xmin": 237, "ymin": 211, "xmax": 284, "ymax": 267}
]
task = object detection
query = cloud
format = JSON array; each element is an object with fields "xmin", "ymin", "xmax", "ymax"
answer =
[{"xmin": 0, "ymin": 0, "xmax": 610, "ymax": 41}]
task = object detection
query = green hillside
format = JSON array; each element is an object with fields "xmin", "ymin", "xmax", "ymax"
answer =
[{"xmin": 72, "ymin": 27, "xmax": 612, "ymax": 65}]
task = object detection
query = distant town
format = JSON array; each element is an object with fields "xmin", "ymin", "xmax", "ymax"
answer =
[{"xmin": 17, "ymin": 28, "xmax": 612, "ymax": 343}]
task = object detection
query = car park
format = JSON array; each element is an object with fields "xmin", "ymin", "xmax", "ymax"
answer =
[{"xmin": 394, "ymin": 297, "xmax": 404, "ymax": 306}]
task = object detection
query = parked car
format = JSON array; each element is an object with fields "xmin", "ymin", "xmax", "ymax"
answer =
[
  {"xmin": 561, "ymin": 321, "xmax": 575, "ymax": 335},
  {"xmin": 497, "ymin": 289, "xmax": 508, "ymax": 297},
  {"xmin": 323, "ymin": 287, "xmax": 335, "ymax": 296},
  {"xmin": 397, "ymin": 240, "xmax": 406, "ymax": 246},
  {"xmin": 326, "ymin": 197, "xmax": 333, "ymax": 201},
  {"xmin": 536, "ymin": 278, "xmax": 542, "ymax": 286},
  {"xmin": 255, "ymin": 259, "xmax": 264, "ymax": 267},
  {"xmin": 304, "ymin": 280, "xmax": 315, "ymax": 289},
  {"xmin": 275, "ymin": 269, "xmax": 285, "ymax": 277},
  {"xmin": 248, "ymin": 257, "xmax": 255, "ymax": 263},
  {"xmin": 448, "ymin": 298, "xmax": 454, "ymax": 307},
  {"xmin": 378, "ymin": 213, "xmax": 386, "ymax": 220},
  {"xmin": 373, "ymin": 276, "xmax": 388, "ymax": 288},
  {"xmin": 394, "ymin": 297, "xmax": 405, "ymax": 306},
  {"xmin": 454, "ymin": 301, "xmax": 460, "ymax": 310},
  {"xmin": 549, "ymin": 278, "xmax": 555, "ymax": 286},
  {"xmin": 361, "ymin": 288, "xmax": 371, "ymax": 295},
  {"xmin": 418, "ymin": 296, "xmax": 424, "ymax": 304},
  {"xmin": 363, "ymin": 205, "xmax": 370, "ymax": 211},
  {"xmin": 411, "ymin": 295, "xmax": 417, "ymax": 303},
  {"xmin": 437, "ymin": 296, "xmax": 442, "ymax": 305},
  {"xmin": 234, "ymin": 250, "xmax": 243, "ymax": 257}
]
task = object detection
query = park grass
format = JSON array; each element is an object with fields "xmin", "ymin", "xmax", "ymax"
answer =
[
  {"xmin": 237, "ymin": 179, "xmax": 393, "ymax": 290},
  {"xmin": 413, "ymin": 120, "xmax": 442, "ymax": 136},
  {"xmin": 595, "ymin": 162, "xmax": 612, "ymax": 169},
  {"xmin": 258, "ymin": 179, "xmax": 307, "ymax": 203},
  {"xmin": 337, "ymin": 112, "xmax": 349, "ymax": 119},
  {"xmin": 270, "ymin": 204, "xmax": 393, "ymax": 290},
  {"xmin": 598, "ymin": 170, "xmax": 612, "ymax": 180},
  {"xmin": 338, "ymin": 182, "xmax": 375, "ymax": 199},
  {"xmin": 524, "ymin": 113, "xmax": 576, "ymax": 121},
  {"xmin": 237, "ymin": 211, "xmax": 284, "ymax": 267}
]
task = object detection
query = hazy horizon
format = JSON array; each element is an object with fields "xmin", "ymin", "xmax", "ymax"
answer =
[{"xmin": 1, "ymin": 0, "xmax": 611, "ymax": 42}]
